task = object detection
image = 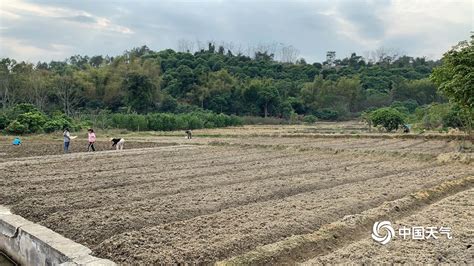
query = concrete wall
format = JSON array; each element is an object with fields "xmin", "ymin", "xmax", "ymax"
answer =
[{"xmin": 0, "ymin": 205, "xmax": 115, "ymax": 266}]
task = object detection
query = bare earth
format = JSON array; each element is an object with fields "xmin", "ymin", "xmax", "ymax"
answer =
[
  {"xmin": 0, "ymin": 123, "xmax": 472, "ymax": 264},
  {"xmin": 304, "ymin": 188, "xmax": 474, "ymax": 264}
]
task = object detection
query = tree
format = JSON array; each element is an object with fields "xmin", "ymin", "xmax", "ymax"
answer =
[
  {"xmin": 370, "ymin": 107, "xmax": 405, "ymax": 132},
  {"xmin": 197, "ymin": 70, "xmax": 236, "ymax": 112},
  {"xmin": 0, "ymin": 58, "xmax": 16, "ymax": 109},
  {"xmin": 29, "ymin": 69, "xmax": 52, "ymax": 111},
  {"xmin": 301, "ymin": 76, "xmax": 326, "ymax": 112},
  {"xmin": 54, "ymin": 74, "xmax": 83, "ymax": 116},
  {"xmin": 431, "ymin": 35, "xmax": 473, "ymax": 133},
  {"xmin": 0, "ymin": 40, "xmax": 444, "ymax": 120},
  {"xmin": 279, "ymin": 45, "xmax": 299, "ymax": 63},
  {"xmin": 256, "ymin": 82, "xmax": 279, "ymax": 117},
  {"xmin": 392, "ymin": 78, "xmax": 438, "ymax": 105},
  {"xmin": 124, "ymin": 72, "xmax": 156, "ymax": 113},
  {"xmin": 243, "ymin": 79, "xmax": 279, "ymax": 117}
]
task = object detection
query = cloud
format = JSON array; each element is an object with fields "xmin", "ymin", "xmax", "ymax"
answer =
[
  {"xmin": 0, "ymin": 0, "xmax": 472, "ymax": 63},
  {"xmin": 0, "ymin": 0, "xmax": 133, "ymax": 34},
  {"xmin": 0, "ymin": 37, "xmax": 73, "ymax": 62},
  {"xmin": 379, "ymin": 0, "xmax": 472, "ymax": 58}
]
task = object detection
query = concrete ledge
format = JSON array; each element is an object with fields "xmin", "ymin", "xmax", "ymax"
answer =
[{"xmin": 0, "ymin": 206, "xmax": 115, "ymax": 266}]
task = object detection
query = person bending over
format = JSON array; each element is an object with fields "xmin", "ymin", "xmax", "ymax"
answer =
[
  {"xmin": 185, "ymin": 130, "xmax": 192, "ymax": 139},
  {"xmin": 111, "ymin": 138, "xmax": 125, "ymax": 150}
]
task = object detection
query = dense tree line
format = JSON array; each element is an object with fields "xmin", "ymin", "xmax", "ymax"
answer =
[{"xmin": 1, "ymin": 43, "xmax": 443, "ymax": 123}]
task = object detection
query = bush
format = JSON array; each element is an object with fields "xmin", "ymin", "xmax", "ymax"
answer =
[
  {"xmin": 109, "ymin": 111, "xmax": 240, "ymax": 131},
  {"xmin": 6, "ymin": 120, "xmax": 28, "ymax": 134},
  {"xmin": 315, "ymin": 108, "xmax": 339, "ymax": 121},
  {"xmin": 443, "ymin": 105, "xmax": 468, "ymax": 129},
  {"xmin": 229, "ymin": 115, "xmax": 244, "ymax": 126},
  {"xmin": 148, "ymin": 113, "xmax": 180, "ymax": 131},
  {"xmin": 43, "ymin": 120, "xmax": 63, "ymax": 133},
  {"xmin": 242, "ymin": 116, "xmax": 287, "ymax": 125},
  {"xmin": 174, "ymin": 103, "xmax": 205, "ymax": 114},
  {"xmin": 110, "ymin": 113, "xmax": 148, "ymax": 131},
  {"xmin": 413, "ymin": 103, "xmax": 449, "ymax": 129},
  {"xmin": 0, "ymin": 113, "xmax": 9, "ymax": 130},
  {"xmin": 303, "ymin": 115, "xmax": 317, "ymax": 124},
  {"xmin": 184, "ymin": 115, "xmax": 204, "ymax": 129},
  {"xmin": 8, "ymin": 103, "xmax": 39, "ymax": 119},
  {"xmin": 17, "ymin": 112, "xmax": 48, "ymax": 133},
  {"xmin": 43, "ymin": 116, "xmax": 76, "ymax": 133},
  {"xmin": 370, "ymin": 107, "xmax": 405, "ymax": 132}
]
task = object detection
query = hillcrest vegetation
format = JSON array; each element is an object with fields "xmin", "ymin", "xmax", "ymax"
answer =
[{"xmin": 1, "ymin": 37, "xmax": 472, "ymax": 134}]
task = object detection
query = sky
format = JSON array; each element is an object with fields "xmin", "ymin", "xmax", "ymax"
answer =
[{"xmin": 0, "ymin": 0, "xmax": 472, "ymax": 63}]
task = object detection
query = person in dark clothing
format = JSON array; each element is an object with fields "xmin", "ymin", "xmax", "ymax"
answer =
[
  {"xmin": 402, "ymin": 124, "xmax": 410, "ymax": 133},
  {"xmin": 185, "ymin": 130, "xmax": 192, "ymax": 139}
]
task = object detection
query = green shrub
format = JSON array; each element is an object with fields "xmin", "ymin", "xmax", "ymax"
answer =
[
  {"xmin": 184, "ymin": 115, "xmax": 204, "ymax": 129},
  {"xmin": 43, "ymin": 116, "xmax": 77, "ymax": 133},
  {"xmin": 315, "ymin": 108, "xmax": 339, "ymax": 120},
  {"xmin": 174, "ymin": 103, "xmax": 204, "ymax": 114},
  {"xmin": 0, "ymin": 113, "xmax": 9, "ymax": 130},
  {"xmin": 93, "ymin": 111, "xmax": 241, "ymax": 132},
  {"xmin": 413, "ymin": 103, "xmax": 450, "ymax": 129},
  {"xmin": 370, "ymin": 107, "xmax": 405, "ymax": 132},
  {"xmin": 8, "ymin": 103, "xmax": 39, "ymax": 119},
  {"xmin": 442, "ymin": 105, "xmax": 468, "ymax": 129},
  {"xmin": 159, "ymin": 114, "xmax": 179, "ymax": 131},
  {"xmin": 17, "ymin": 112, "xmax": 48, "ymax": 133},
  {"xmin": 128, "ymin": 114, "xmax": 148, "ymax": 131},
  {"xmin": 242, "ymin": 116, "xmax": 287, "ymax": 125},
  {"xmin": 391, "ymin": 100, "xmax": 419, "ymax": 113},
  {"xmin": 229, "ymin": 115, "xmax": 243, "ymax": 126},
  {"xmin": 303, "ymin": 115, "xmax": 317, "ymax": 124},
  {"xmin": 110, "ymin": 113, "xmax": 148, "ymax": 131},
  {"xmin": 6, "ymin": 120, "xmax": 28, "ymax": 134},
  {"xmin": 43, "ymin": 120, "xmax": 63, "ymax": 133}
]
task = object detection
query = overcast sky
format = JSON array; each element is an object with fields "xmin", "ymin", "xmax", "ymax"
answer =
[{"xmin": 0, "ymin": 0, "xmax": 472, "ymax": 63}]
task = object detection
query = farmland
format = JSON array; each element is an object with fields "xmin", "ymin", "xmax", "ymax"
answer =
[{"xmin": 0, "ymin": 123, "xmax": 472, "ymax": 264}]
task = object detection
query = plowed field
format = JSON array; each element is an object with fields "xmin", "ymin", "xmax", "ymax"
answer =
[{"xmin": 0, "ymin": 124, "xmax": 472, "ymax": 264}]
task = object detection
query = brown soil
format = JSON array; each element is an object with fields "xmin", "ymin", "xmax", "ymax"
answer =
[
  {"xmin": 0, "ymin": 125, "xmax": 472, "ymax": 264},
  {"xmin": 304, "ymin": 188, "xmax": 474, "ymax": 264},
  {"xmin": 0, "ymin": 139, "xmax": 172, "ymax": 161}
]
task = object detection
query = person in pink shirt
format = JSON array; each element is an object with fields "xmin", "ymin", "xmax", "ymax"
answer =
[{"xmin": 87, "ymin": 128, "xmax": 96, "ymax": 152}]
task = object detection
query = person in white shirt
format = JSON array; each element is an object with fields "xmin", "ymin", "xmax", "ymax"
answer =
[
  {"xmin": 63, "ymin": 128, "xmax": 71, "ymax": 153},
  {"xmin": 111, "ymin": 138, "xmax": 125, "ymax": 150}
]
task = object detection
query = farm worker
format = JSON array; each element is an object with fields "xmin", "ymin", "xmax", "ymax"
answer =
[
  {"xmin": 402, "ymin": 124, "xmax": 410, "ymax": 133},
  {"xmin": 111, "ymin": 138, "xmax": 125, "ymax": 150},
  {"xmin": 185, "ymin": 130, "xmax": 192, "ymax": 139},
  {"xmin": 12, "ymin": 137, "xmax": 21, "ymax": 145},
  {"xmin": 87, "ymin": 128, "xmax": 96, "ymax": 152},
  {"xmin": 63, "ymin": 128, "xmax": 71, "ymax": 153}
]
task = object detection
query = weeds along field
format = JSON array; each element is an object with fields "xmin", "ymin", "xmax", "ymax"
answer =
[{"xmin": 0, "ymin": 123, "xmax": 472, "ymax": 264}]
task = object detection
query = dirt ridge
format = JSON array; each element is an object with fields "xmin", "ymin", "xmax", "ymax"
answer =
[{"xmin": 217, "ymin": 175, "xmax": 474, "ymax": 265}]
